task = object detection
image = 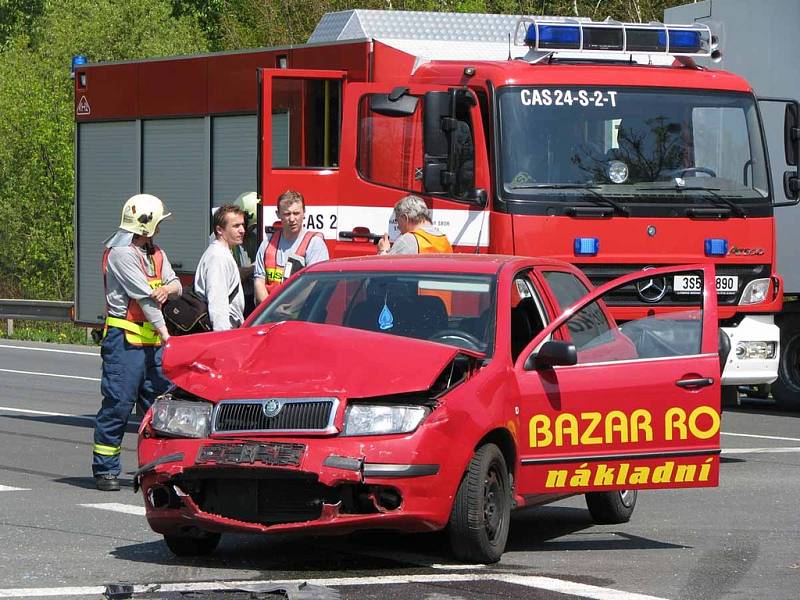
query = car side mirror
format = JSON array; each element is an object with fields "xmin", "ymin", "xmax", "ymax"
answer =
[
  {"xmin": 524, "ymin": 340, "xmax": 577, "ymax": 371},
  {"xmin": 465, "ymin": 188, "xmax": 487, "ymax": 208}
]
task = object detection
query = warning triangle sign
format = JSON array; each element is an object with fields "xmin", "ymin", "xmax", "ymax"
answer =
[{"xmin": 76, "ymin": 96, "xmax": 91, "ymax": 116}]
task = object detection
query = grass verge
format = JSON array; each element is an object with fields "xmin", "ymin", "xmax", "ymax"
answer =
[{"xmin": 0, "ymin": 320, "xmax": 97, "ymax": 345}]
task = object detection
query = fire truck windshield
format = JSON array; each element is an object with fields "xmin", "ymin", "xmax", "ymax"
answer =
[{"xmin": 497, "ymin": 86, "xmax": 769, "ymax": 212}]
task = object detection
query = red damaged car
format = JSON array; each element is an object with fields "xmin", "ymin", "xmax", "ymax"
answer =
[{"xmin": 137, "ymin": 255, "xmax": 722, "ymax": 563}]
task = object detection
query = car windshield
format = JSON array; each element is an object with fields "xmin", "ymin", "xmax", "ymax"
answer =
[
  {"xmin": 250, "ymin": 271, "xmax": 497, "ymax": 355},
  {"xmin": 498, "ymin": 86, "xmax": 769, "ymax": 206}
]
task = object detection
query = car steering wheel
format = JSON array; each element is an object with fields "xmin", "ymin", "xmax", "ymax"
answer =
[
  {"xmin": 429, "ymin": 329, "xmax": 483, "ymax": 350},
  {"xmin": 669, "ymin": 167, "xmax": 718, "ymax": 178}
]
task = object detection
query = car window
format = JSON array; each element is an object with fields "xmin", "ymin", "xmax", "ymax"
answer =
[
  {"xmin": 541, "ymin": 270, "xmax": 589, "ymax": 310},
  {"xmin": 553, "ymin": 268, "xmax": 705, "ymax": 364},
  {"xmin": 510, "ymin": 273, "xmax": 547, "ymax": 361},
  {"xmin": 251, "ymin": 271, "xmax": 497, "ymax": 355}
]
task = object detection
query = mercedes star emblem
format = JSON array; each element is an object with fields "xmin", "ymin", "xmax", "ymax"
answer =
[{"xmin": 635, "ymin": 268, "xmax": 668, "ymax": 303}]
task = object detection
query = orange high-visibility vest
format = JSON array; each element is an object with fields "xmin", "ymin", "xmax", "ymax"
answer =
[
  {"xmin": 412, "ymin": 229, "xmax": 453, "ymax": 253},
  {"xmin": 263, "ymin": 230, "xmax": 324, "ymax": 294},
  {"xmin": 102, "ymin": 246, "xmax": 164, "ymax": 346}
]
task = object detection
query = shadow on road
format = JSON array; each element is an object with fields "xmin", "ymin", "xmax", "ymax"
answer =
[{"xmin": 506, "ymin": 505, "xmax": 688, "ymax": 552}]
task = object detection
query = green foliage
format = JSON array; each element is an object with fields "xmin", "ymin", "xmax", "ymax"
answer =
[
  {"xmin": 0, "ymin": 320, "xmax": 95, "ymax": 345},
  {"xmin": 0, "ymin": 0, "xmax": 207, "ymax": 300}
]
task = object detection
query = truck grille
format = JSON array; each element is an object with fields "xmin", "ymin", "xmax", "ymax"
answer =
[
  {"xmin": 213, "ymin": 398, "xmax": 337, "ymax": 433},
  {"xmin": 576, "ymin": 263, "xmax": 770, "ymax": 306}
]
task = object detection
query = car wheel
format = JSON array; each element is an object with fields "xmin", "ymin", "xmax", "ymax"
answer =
[
  {"xmin": 585, "ymin": 490, "xmax": 637, "ymax": 524},
  {"xmin": 163, "ymin": 531, "xmax": 221, "ymax": 556},
  {"xmin": 772, "ymin": 317, "xmax": 800, "ymax": 411},
  {"xmin": 448, "ymin": 443, "xmax": 511, "ymax": 564}
]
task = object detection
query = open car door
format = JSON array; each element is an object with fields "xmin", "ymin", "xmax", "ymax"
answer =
[{"xmin": 515, "ymin": 264, "xmax": 721, "ymax": 497}]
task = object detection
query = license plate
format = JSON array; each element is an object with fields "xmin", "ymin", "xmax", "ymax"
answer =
[{"xmin": 674, "ymin": 275, "xmax": 738, "ymax": 294}]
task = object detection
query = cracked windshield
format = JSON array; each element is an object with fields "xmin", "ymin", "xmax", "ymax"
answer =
[{"xmin": 499, "ymin": 87, "xmax": 769, "ymax": 206}]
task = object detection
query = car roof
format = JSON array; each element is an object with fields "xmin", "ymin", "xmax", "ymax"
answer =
[{"xmin": 306, "ymin": 253, "xmax": 575, "ymax": 275}]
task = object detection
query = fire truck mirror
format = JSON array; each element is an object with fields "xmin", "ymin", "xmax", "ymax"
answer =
[
  {"xmin": 784, "ymin": 102, "xmax": 799, "ymax": 167},
  {"xmin": 369, "ymin": 91, "xmax": 418, "ymax": 117},
  {"xmin": 783, "ymin": 171, "xmax": 799, "ymax": 200},
  {"xmin": 423, "ymin": 162, "xmax": 447, "ymax": 193},
  {"xmin": 424, "ymin": 91, "xmax": 451, "ymax": 157},
  {"xmin": 465, "ymin": 188, "xmax": 488, "ymax": 208}
]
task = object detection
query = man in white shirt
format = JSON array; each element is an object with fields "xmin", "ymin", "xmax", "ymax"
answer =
[{"xmin": 195, "ymin": 204, "xmax": 246, "ymax": 331}]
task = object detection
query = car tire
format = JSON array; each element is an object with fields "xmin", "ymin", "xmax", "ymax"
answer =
[
  {"xmin": 585, "ymin": 490, "xmax": 637, "ymax": 524},
  {"xmin": 163, "ymin": 531, "xmax": 221, "ymax": 556},
  {"xmin": 448, "ymin": 443, "xmax": 511, "ymax": 564},
  {"xmin": 772, "ymin": 317, "xmax": 800, "ymax": 411}
]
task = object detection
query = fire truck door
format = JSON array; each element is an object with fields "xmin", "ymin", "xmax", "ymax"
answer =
[
  {"xmin": 335, "ymin": 83, "xmax": 491, "ymax": 258},
  {"xmin": 514, "ymin": 264, "xmax": 721, "ymax": 498},
  {"xmin": 258, "ymin": 68, "xmax": 346, "ymax": 245}
]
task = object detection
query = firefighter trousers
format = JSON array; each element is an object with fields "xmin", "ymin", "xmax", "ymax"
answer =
[{"xmin": 92, "ymin": 326, "xmax": 169, "ymax": 477}]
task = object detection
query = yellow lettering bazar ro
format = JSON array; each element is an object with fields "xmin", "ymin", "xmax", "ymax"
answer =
[{"xmin": 529, "ymin": 406, "xmax": 720, "ymax": 448}]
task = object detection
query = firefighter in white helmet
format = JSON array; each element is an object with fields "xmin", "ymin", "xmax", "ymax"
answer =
[
  {"xmin": 92, "ymin": 194, "xmax": 182, "ymax": 491},
  {"xmin": 232, "ymin": 191, "xmax": 259, "ymax": 315}
]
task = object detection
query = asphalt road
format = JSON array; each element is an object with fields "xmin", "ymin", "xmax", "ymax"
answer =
[{"xmin": 0, "ymin": 339, "xmax": 798, "ymax": 600}]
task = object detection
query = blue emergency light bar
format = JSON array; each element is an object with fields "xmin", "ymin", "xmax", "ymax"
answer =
[
  {"xmin": 705, "ymin": 238, "xmax": 728, "ymax": 257},
  {"xmin": 71, "ymin": 54, "xmax": 87, "ymax": 71},
  {"xmin": 517, "ymin": 18, "xmax": 711, "ymax": 57},
  {"xmin": 574, "ymin": 237, "xmax": 600, "ymax": 256}
]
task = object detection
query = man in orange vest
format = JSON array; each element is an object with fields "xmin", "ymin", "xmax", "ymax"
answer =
[
  {"xmin": 377, "ymin": 195, "xmax": 453, "ymax": 255},
  {"xmin": 254, "ymin": 190, "xmax": 329, "ymax": 303},
  {"xmin": 93, "ymin": 194, "xmax": 182, "ymax": 491}
]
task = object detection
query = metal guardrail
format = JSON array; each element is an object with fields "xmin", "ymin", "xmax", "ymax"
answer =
[
  {"xmin": 0, "ymin": 299, "xmax": 74, "ymax": 322},
  {"xmin": 0, "ymin": 299, "xmax": 75, "ymax": 337}
]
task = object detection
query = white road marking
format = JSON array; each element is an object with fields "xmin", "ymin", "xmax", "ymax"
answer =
[
  {"xmin": 79, "ymin": 503, "xmax": 145, "ymax": 516},
  {"xmin": 0, "ymin": 406, "xmax": 95, "ymax": 422},
  {"xmin": 722, "ymin": 447, "xmax": 800, "ymax": 454},
  {"xmin": 0, "ymin": 573, "xmax": 670, "ymax": 599},
  {"xmin": 0, "ymin": 368, "xmax": 99, "ymax": 382},
  {"xmin": 0, "ymin": 344, "xmax": 98, "ymax": 357},
  {"xmin": 722, "ymin": 431, "xmax": 800, "ymax": 442},
  {"xmin": 0, "ymin": 485, "xmax": 30, "ymax": 491}
]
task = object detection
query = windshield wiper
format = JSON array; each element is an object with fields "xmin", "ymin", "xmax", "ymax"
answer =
[
  {"xmin": 516, "ymin": 183, "xmax": 630, "ymax": 216},
  {"xmin": 673, "ymin": 185, "xmax": 747, "ymax": 218}
]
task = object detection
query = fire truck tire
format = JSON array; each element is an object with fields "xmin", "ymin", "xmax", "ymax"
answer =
[
  {"xmin": 448, "ymin": 443, "xmax": 511, "ymax": 564},
  {"xmin": 721, "ymin": 385, "xmax": 740, "ymax": 408},
  {"xmin": 585, "ymin": 490, "xmax": 637, "ymax": 524},
  {"xmin": 163, "ymin": 531, "xmax": 221, "ymax": 556},
  {"xmin": 771, "ymin": 318, "xmax": 800, "ymax": 411}
]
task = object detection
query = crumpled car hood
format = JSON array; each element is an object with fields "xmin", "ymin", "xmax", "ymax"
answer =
[{"xmin": 162, "ymin": 321, "xmax": 462, "ymax": 402}]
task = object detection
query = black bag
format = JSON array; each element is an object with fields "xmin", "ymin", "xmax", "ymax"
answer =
[
  {"xmin": 163, "ymin": 283, "xmax": 242, "ymax": 336},
  {"xmin": 163, "ymin": 289, "xmax": 212, "ymax": 335}
]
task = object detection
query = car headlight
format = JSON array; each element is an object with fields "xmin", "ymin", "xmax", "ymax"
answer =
[
  {"xmin": 343, "ymin": 404, "xmax": 429, "ymax": 436},
  {"xmin": 151, "ymin": 394, "xmax": 213, "ymax": 438},
  {"xmin": 739, "ymin": 278, "xmax": 770, "ymax": 305}
]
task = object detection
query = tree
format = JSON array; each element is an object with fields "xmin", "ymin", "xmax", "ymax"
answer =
[{"xmin": 0, "ymin": 0, "xmax": 207, "ymax": 298}]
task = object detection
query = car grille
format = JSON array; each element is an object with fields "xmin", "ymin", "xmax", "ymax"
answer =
[
  {"xmin": 576, "ymin": 263, "xmax": 770, "ymax": 306},
  {"xmin": 213, "ymin": 398, "xmax": 336, "ymax": 433}
]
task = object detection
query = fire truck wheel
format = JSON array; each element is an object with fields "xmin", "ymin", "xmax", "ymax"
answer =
[
  {"xmin": 585, "ymin": 490, "xmax": 637, "ymax": 524},
  {"xmin": 448, "ymin": 443, "xmax": 511, "ymax": 564},
  {"xmin": 772, "ymin": 319, "xmax": 800, "ymax": 411},
  {"xmin": 721, "ymin": 385, "xmax": 740, "ymax": 408},
  {"xmin": 163, "ymin": 531, "xmax": 221, "ymax": 556}
]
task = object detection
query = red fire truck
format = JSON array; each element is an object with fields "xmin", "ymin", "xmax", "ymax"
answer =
[{"xmin": 73, "ymin": 10, "xmax": 798, "ymax": 406}]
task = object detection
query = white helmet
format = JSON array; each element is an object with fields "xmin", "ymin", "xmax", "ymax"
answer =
[
  {"xmin": 119, "ymin": 194, "xmax": 171, "ymax": 237},
  {"xmin": 234, "ymin": 191, "xmax": 259, "ymax": 224}
]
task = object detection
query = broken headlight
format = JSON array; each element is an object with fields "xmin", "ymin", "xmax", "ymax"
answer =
[{"xmin": 151, "ymin": 393, "xmax": 213, "ymax": 438}]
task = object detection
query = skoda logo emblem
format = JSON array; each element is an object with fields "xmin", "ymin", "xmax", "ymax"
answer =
[
  {"xmin": 636, "ymin": 267, "xmax": 668, "ymax": 303},
  {"xmin": 262, "ymin": 399, "xmax": 282, "ymax": 418}
]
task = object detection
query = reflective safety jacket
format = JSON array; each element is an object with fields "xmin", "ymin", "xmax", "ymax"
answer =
[
  {"xmin": 412, "ymin": 229, "xmax": 453, "ymax": 253},
  {"xmin": 263, "ymin": 230, "xmax": 323, "ymax": 294},
  {"xmin": 102, "ymin": 247, "xmax": 164, "ymax": 346}
]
